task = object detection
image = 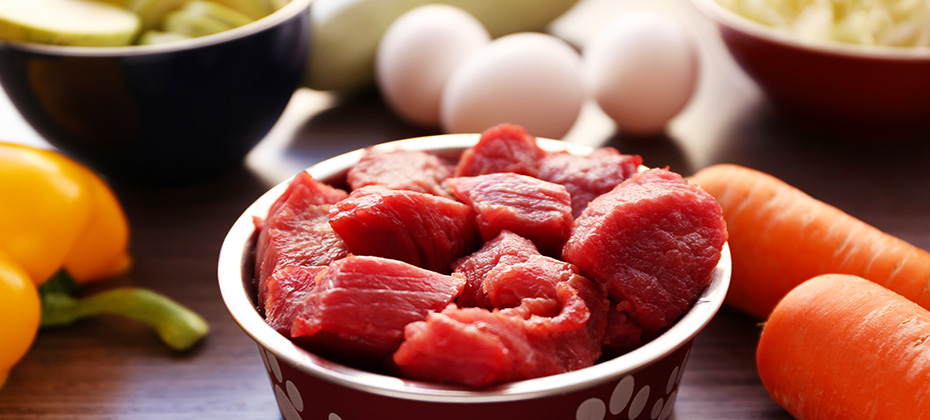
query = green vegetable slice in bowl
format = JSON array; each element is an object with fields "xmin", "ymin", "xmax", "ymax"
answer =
[
  {"xmin": 127, "ymin": 0, "xmax": 189, "ymax": 32},
  {"xmin": 183, "ymin": 1, "xmax": 255, "ymax": 28},
  {"xmin": 137, "ymin": 29, "xmax": 193, "ymax": 45},
  {"xmin": 213, "ymin": 0, "xmax": 274, "ymax": 19},
  {"xmin": 162, "ymin": 9, "xmax": 233, "ymax": 38},
  {"xmin": 0, "ymin": 0, "xmax": 140, "ymax": 46}
]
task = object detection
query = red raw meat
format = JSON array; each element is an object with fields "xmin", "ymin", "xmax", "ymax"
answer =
[
  {"xmin": 483, "ymin": 254, "xmax": 578, "ymax": 309},
  {"xmin": 263, "ymin": 265, "xmax": 327, "ymax": 335},
  {"xmin": 329, "ymin": 186, "xmax": 480, "ymax": 273},
  {"xmin": 603, "ymin": 300, "xmax": 643, "ymax": 355},
  {"xmin": 347, "ymin": 149, "xmax": 454, "ymax": 197},
  {"xmin": 452, "ymin": 230, "xmax": 538, "ymax": 309},
  {"xmin": 394, "ymin": 306, "xmax": 512, "ymax": 386},
  {"xmin": 393, "ymin": 274, "xmax": 607, "ymax": 386},
  {"xmin": 447, "ymin": 173, "xmax": 573, "ymax": 256},
  {"xmin": 254, "ymin": 172, "xmax": 349, "ymax": 307},
  {"xmin": 455, "ymin": 123, "xmax": 546, "ymax": 177},
  {"xmin": 291, "ymin": 255, "xmax": 466, "ymax": 362},
  {"xmin": 264, "ymin": 171, "xmax": 350, "ymax": 218},
  {"xmin": 537, "ymin": 148, "xmax": 643, "ymax": 218},
  {"xmin": 253, "ymin": 123, "xmax": 726, "ymax": 387},
  {"xmin": 395, "ymin": 240, "xmax": 608, "ymax": 386},
  {"xmin": 562, "ymin": 168, "xmax": 727, "ymax": 336}
]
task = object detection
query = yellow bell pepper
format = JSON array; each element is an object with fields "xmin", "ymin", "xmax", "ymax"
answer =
[
  {"xmin": 0, "ymin": 249, "xmax": 40, "ymax": 389},
  {"xmin": 61, "ymin": 160, "xmax": 132, "ymax": 283},
  {"xmin": 0, "ymin": 142, "xmax": 131, "ymax": 285},
  {"xmin": 0, "ymin": 142, "xmax": 207, "ymax": 389}
]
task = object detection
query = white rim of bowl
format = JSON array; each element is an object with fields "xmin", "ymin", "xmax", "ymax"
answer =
[
  {"xmin": 218, "ymin": 133, "xmax": 732, "ymax": 403},
  {"xmin": 689, "ymin": 0, "xmax": 930, "ymax": 60},
  {"xmin": 0, "ymin": 0, "xmax": 312, "ymax": 57}
]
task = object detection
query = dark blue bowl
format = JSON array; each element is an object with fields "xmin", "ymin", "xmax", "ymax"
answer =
[{"xmin": 0, "ymin": 0, "xmax": 312, "ymax": 186}]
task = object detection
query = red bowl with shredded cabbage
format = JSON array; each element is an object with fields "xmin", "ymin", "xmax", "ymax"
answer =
[
  {"xmin": 690, "ymin": 0, "xmax": 930, "ymax": 134},
  {"xmin": 218, "ymin": 134, "xmax": 731, "ymax": 420}
]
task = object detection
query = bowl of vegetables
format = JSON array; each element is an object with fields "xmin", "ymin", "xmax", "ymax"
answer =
[
  {"xmin": 218, "ymin": 128, "xmax": 731, "ymax": 420},
  {"xmin": 0, "ymin": 0, "xmax": 311, "ymax": 185},
  {"xmin": 690, "ymin": 0, "xmax": 930, "ymax": 133}
]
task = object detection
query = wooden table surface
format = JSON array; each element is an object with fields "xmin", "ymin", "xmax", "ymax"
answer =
[{"xmin": 1, "ymin": 1, "xmax": 929, "ymax": 419}]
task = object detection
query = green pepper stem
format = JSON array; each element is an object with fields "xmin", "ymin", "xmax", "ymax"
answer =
[{"xmin": 41, "ymin": 288, "xmax": 209, "ymax": 351}]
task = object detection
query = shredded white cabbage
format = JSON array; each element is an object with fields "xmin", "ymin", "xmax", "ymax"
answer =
[{"xmin": 715, "ymin": 0, "xmax": 930, "ymax": 47}]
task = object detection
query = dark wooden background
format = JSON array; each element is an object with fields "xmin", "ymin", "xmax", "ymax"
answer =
[{"xmin": 1, "ymin": 0, "xmax": 928, "ymax": 418}]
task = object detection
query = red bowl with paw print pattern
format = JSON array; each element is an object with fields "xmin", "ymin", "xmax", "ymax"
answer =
[{"xmin": 218, "ymin": 134, "xmax": 731, "ymax": 420}]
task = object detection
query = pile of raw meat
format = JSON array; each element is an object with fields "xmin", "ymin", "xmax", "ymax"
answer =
[{"xmin": 252, "ymin": 124, "xmax": 727, "ymax": 387}]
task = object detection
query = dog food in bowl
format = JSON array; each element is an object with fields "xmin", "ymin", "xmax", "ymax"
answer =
[
  {"xmin": 219, "ymin": 127, "xmax": 731, "ymax": 420},
  {"xmin": 250, "ymin": 123, "xmax": 727, "ymax": 387}
]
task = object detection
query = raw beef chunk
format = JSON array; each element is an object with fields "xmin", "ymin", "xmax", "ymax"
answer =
[
  {"xmin": 447, "ymin": 173, "xmax": 573, "ymax": 256},
  {"xmin": 483, "ymin": 254, "xmax": 579, "ymax": 309},
  {"xmin": 562, "ymin": 168, "xmax": 726, "ymax": 336},
  {"xmin": 264, "ymin": 171, "xmax": 349, "ymax": 217},
  {"xmin": 452, "ymin": 230, "xmax": 538, "ymax": 309},
  {"xmin": 603, "ymin": 300, "xmax": 644, "ymax": 355},
  {"xmin": 254, "ymin": 172, "xmax": 349, "ymax": 307},
  {"xmin": 347, "ymin": 148, "xmax": 454, "ymax": 197},
  {"xmin": 395, "ymin": 233, "xmax": 608, "ymax": 386},
  {"xmin": 291, "ymin": 255, "xmax": 466, "ymax": 362},
  {"xmin": 263, "ymin": 265, "xmax": 327, "ymax": 336},
  {"xmin": 455, "ymin": 123, "xmax": 546, "ymax": 177},
  {"xmin": 329, "ymin": 185, "xmax": 480, "ymax": 273},
  {"xmin": 393, "ymin": 274, "xmax": 607, "ymax": 387},
  {"xmin": 537, "ymin": 148, "xmax": 643, "ymax": 218}
]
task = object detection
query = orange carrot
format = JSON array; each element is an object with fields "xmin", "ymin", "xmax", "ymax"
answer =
[
  {"xmin": 757, "ymin": 274, "xmax": 930, "ymax": 420},
  {"xmin": 689, "ymin": 163, "xmax": 930, "ymax": 319}
]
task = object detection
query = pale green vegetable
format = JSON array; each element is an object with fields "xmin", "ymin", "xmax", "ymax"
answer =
[
  {"xmin": 183, "ymin": 1, "xmax": 255, "ymax": 28},
  {"xmin": 132, "ymin": 0, "xmax": 273, "ymax": 43},
  {"xmin": 127, "ymin": 0, "xmax": 190, "ymax": 32},
  {"xmin": 162, "ymin": 9, "xmax": 234, "ymax": 38},
  {"xmin": 95, "ymin": 0, "xmax": 131, "ymax": 6},
  {"xmin": 213, "ymin": 0, "xmax": 275, "ymax": 19},
  {"xmin": 0, "ymin": 0, "xmax": 280, "ymax": 47},
  {"xmin": 128, "ymin": 0, "xmax": 272, "ymax": 32},
  {"xmin": 0, "ymin": 0, "xmax": 140, "ymax": 46},
  {"xmin": 269, "ymin": 0, "xmax": 290, "ymax": 9},
  {"xmin": 716, "ymin": 0, "xmax": 930, "ymax": 47},
  {"xmin": 138, "ymin": 29, "xmax": 192, "ymax": 44},
  {"xmin": 306, "ymin": 0, "xmax": 580, "ymax": 91}
]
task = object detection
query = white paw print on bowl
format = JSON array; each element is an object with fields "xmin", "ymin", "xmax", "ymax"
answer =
[
  {"xmin": 261, "ymin": 347, "xmax": 346, "ymax": 420},
  {"xmin": 575, "ymin": 352, "xmax": 688, "ymax": 420},
  {"xmin": 260, "ymin": 347, "xmax": 306, "ymax": 420}
]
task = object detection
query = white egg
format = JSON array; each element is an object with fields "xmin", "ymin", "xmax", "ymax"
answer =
[
  {"xmin": 376, "ymin": 5, "xmax": 490, "ymax": 127},
  {"xmin": 440, "ymin": 32, "xmax": 585, "ymax": 139},
  {"xmin": 583, "ymin": 12, "xmax": 700, "ymax": 135}
]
